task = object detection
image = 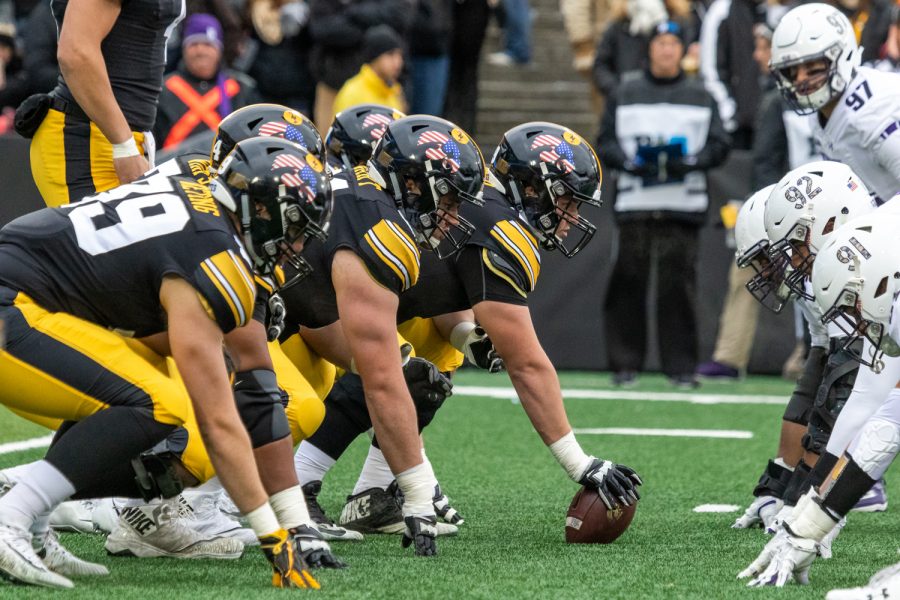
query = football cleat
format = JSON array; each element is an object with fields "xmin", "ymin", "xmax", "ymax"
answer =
[
  {"xmin": 0, "ymin": 523, "xmax": 73, "ymax": 588},
  {"xmin": 182, "ymin": 490, "xmax": 258, "ymax": 547},
  {"xmin": 104, "ymin": 497, "xmax": 244, "ymax": 559},
  {"xmin": 850, "ymin": 479, "xmax": 888, "ymax": 513},
  {"xmin": 50, "ymin": 500, "xmax": 101, "ymax": 534},
  {"xmin": 339, "ymin": 482, "xmax": 457, "ymax": 536},
  {"xmin": 301, "ymin": 481, "xmax": 363, "ymax": 542},
  {"xmin": 34, "ymin": 529, "xmax": 109, "ymax": 577}
]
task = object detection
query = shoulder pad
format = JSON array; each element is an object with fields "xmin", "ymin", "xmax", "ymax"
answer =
[{"xmin": 486, "ymin": 219, "xmax": 541, "ymax": 292}]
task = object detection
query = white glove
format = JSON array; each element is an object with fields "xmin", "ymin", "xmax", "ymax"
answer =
[
  {"xmin": 765, "ymin": 503, "xmax": 793, "ymax": 535},
  {"xmin": 746, "ymin": 531, "xmax": 818, "ymax": 587},
  {"xmin": 738, "ymin": 529, "xmax": 788, "ymax": 580},
  {"xmin": 732, "ymin": 496, "xmax": 784, "ymax": 530},
  {"xmin": 817, "ymin": 516, "xmax": 846, "ymax": 560}
]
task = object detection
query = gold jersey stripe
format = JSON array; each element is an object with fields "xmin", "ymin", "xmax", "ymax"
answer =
[
  {"xmin": 481, "ymin": 248, "xmax": 527, "ymax": 298},
  {"xmin": 364, "ymin": 231, "xmax": 409, "ymax": 289},
  {"xmin": 491, "ymin": 221, "xmax": 541, "ymax": 289},
  {"xmin": 206, "ymin": 250, "xmax": 256, "ymax": 326}
]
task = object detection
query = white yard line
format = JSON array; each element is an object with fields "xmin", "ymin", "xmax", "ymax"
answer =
[
  {"xmin": 455, "ymin": 385, "xmax": 785, "ymax": 406},
  {"xmin": 693, "ymin": 504, "xmax": 741, "ymax": 513},
  {"xmin": 573, "ymin": 427, "xmax": 753, "ymax": 439},
  {"xmin": 0, "ymin": 434, "xmax": 53, "ymax": 456}
]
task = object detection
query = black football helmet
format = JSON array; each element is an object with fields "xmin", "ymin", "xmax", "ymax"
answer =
[
  {"xmin": 326, "ymin": 104, "xmax": 406, "ymax": 170},
  {"xmin": 371, "ymin": 115, "xmax": 484, "ymax": 259},
  {"xmin": 491, "ymin": 122, "xmax": 602, "ymax": 257},
  {"xmin": 211, "ymin": 103, "xmax": 325, "ymax": 170},
  {"xmin": 210, "ymin": 137, "xmax": 332, "ymax": 289}
]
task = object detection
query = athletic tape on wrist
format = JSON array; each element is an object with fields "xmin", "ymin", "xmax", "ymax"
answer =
[
  {"xmin": 449, "ymin": 321, "xmax": 478, "ymax": 353},
  {"xmin": 245, "ymin": 502, "xmax": 282, "ymax": 538},
  {"xmin": 112, "ymin": 137, "xmax": 140, "ymax": 159},
  {"xmin": 549, "ymin": 431, "xmax": 592, "ymax": 481},
  {"xmin": 787, "ymin": 490, "xmax": 838, "ymax": 542},
  {"xmin": 396, "ymin": 460, "xmax": 437, "ymax": 517}
]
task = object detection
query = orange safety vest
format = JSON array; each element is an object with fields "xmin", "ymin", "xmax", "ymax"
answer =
[{"xmin": 163, "ymin": 74, "xmax": 240, "ymax": 149}]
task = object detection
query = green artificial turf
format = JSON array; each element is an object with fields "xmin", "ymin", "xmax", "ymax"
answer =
[{"xmin": 0, "ymin": 371, "xmax": 894, "ymax": 599}]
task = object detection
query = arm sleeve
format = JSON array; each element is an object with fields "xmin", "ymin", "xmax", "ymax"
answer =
[
  {"xmin": 751, "ymin": 93, "xmax": 789, "ymax": 189},
  {"xmin": 596, "ymin": 91, "xmax": 629, "ymax": 170},
  {"xmin": 694, "ymin": 95, "xmax": 731, "ymax": 169}
]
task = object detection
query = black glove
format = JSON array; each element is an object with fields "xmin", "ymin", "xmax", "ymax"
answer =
[
  {"xmin": 578, "ymin": 459, "xmax": 643, "ymax": 510},
  {"xmin": 266, "ymin": 293, "xmax": 286, "ymax": 342},
  {"xmin": 463, "ymin": 326, "xmax": 505, "ymax": 373},
  {"xmin": 664, "ymin": 155, "xmax": 699, "ymax": 179},
  {"xmin": 403, "ymin": 357, "xmax": 453, "ymax": 411},
  {"xmin": 623, "ymin": 159, "xmax": 657, "ymax": 179},
  {"xmin": 401, "ymin": 515, "xmax": 438, "ymax": 556},
  {"xmin": 290, "ymin": 525, "xmax": 348, "ymax": 569}
]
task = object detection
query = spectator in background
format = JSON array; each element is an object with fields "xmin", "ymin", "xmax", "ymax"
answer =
[
  {"xmin": 333, "ymin": 25, "xmax": 406, "ymax": 115},
  {"xmin": 154, "ymin": 14, "xmax": 259, "ymax": 150},
  {"xmin": 592, "ymin": 0, "xmax": 695, "ymax": 100},
  {"xmin": 598, "ymin": 21, "xmax": 730, "ymax": 388},
  {"xmin": 408, "ymin": 0, "xmax": 452, "ymax": 116},
  {"xmin": 247, "ymin": 0, "xmax": 316, "ymax": 114},
  {"xmin": 488, "ymin": 0, "xmax": 533, "ymax": 66},
  {"xmin": 444, "ymin": 0, "xmax": 490, "ymax": 135},
  {"xmin": 699, "ymin": 0, "xmax": 765, "ymax": 149},
  {"xmin": 186, "ymin": 0, "xmax": 246, "ymax": 66},
  {"xmin": 869, "ymin": 3, "xmax": 900, "ymax": 70},
  {"xmin": 308, "ymin": 0, "xmax": 411, "ymax": 133},
  {"xmin": 0, "ymin": 22, "xmax": 27, "ymax": 113},
  {"xmin": 561, "ymin": 0, "xmax": 612, "ymax": 80},
  {"xmin": 20, "ymin": 1, "xmax": 57, "ymax": 95}
]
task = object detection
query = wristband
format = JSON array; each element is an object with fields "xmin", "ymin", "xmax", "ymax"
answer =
[
  {"xmin": 245, "ymin": 502, "xmax": 281, "ymax": 538},
  {"xmin": 449, "ymin": 321, "xmax": 478, "ymax": 353},
  {"xmin": 112, "ymin": 136, "xmax": 140, "ymax": 159}
]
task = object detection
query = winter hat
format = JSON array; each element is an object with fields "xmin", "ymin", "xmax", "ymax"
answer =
[
  {"xmin": 362, "ymin": 25, "xmax": 403, "ymax": 64},
  {"xmin": 649, "ymin": 20, "xmax": 685, "ymax": 45},
  {"xmin": 182, "ymin": 13, "xmax": 224, "ymax": 50}
]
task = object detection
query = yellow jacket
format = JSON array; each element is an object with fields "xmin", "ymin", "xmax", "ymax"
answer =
[{"xmin": 333, "ymin": 64, "xmax": 406, "ymax": 114}]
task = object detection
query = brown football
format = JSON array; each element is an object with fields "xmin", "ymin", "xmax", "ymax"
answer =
[{"xmin": 565, "ymin": 486, "xmax": 637, "ymax": 544}]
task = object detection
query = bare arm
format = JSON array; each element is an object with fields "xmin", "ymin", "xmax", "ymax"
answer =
[
  {"xmin": 299, "ymin": 321, "xmax": 353, "ymax": 371},
  {"xmin": 431, "ymin": 310, "xmax": 476, "ymax": 341},
  {"xmin": 57, "ymin": 0, "xmax": 148, "ymax": 182},
  {"xmin": 473, "ymin": 300, "xmax": 571, "ymax": 444},
  {"xmin": 331, "ymin": 250, "xmax": 421, "ymax": 473},
  {"xmin": 160, "ymin": 276, "xmax": 268, "ymax": 513}
]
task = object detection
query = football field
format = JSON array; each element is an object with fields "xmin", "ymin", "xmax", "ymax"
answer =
[{"xmin": 0, "ymin": 371, "xmax": 896, "ymax": 599}]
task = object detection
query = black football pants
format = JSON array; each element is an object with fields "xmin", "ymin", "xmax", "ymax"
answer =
[{"xmin": 604, "ymin": 219, "xmax": 700, "ymax": 376}]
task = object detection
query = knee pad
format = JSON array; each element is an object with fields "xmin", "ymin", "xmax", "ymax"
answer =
[
  {"xmin": 804, "ymin": 339, "xmax": 862, "ymax": 451},
  {"xmin": 848, "ymin": 418, "xmax": 900, "ymax": 480},
  {"xmin": 783, "ymin": 346, "xmax": 828, "ymax": 425},
  {"xmin": 234, "ymin": 369, "xmax": 291, "ymax": 448}
]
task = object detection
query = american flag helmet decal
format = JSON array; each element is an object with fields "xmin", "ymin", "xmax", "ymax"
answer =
[
  {"xmin": 271, "ymin": 153, "xmax": 318, "ymax": 203},
  {"xmin": 258, "ymin": 121, "xmax": 310, "ymax": 148},
  {"xmin": 416, "ymin": 130, "xmax": 461, "ymax": 173},
  {"xmin": 530, "ymin": 134, "xmax": 576, "ymax": 174},
  {"xmin": 362, "ymin": 113, "xmax": 393, "ymax": 141}
]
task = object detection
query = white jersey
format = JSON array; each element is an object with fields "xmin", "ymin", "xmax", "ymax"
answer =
[{"xmin": 813, "ymin": 67, "xmax": 900, "ymax": 203}]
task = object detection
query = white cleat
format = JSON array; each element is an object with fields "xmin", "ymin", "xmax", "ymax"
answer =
[
  {"xmin": 0, "ymin": 524, "xmax": 73, "ymax": 588},
  {"xmin": 826, "ymin": 578, "xmax": 900, "ymax": 600},
  {"xmin": 35, "ymin": 529, "xmax": 109, "ymax": 577},
  {"xmin": 104, "ymin": 497, "xmax": 244, "ymax": 559},
  {"xmin": 182, "ymin": 490, "xmax": 258, "ymax": 547},
  {"xmin": 50, "ymin": 500, "xmax": 100, "ymax": 534}
]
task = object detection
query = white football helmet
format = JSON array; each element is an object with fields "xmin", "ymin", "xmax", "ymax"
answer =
[
  {"xmin": 770, "ymin": 3, "xmax": 862, "ymax": 114},
  {"xmin": 736, "ymin": 185, "xmax": 791, "ymax": 313},
  {"xmin": 811, "ymin": 212, "xmax": 900, "ymax": 371},
  {"xmin": 764, "ymin": 160, "xmax": 874, "ymax": 299}
]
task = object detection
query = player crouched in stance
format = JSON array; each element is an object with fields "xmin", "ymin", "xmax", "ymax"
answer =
[
  {"xmin": 737, "ymin": 213, "xmax": 900, "ymax": 594},
  {"xmin": 0, "ymin": 137, "xmax": 325, "ymax": 589}
]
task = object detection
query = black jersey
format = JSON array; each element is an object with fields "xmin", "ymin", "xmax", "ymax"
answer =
[
  {"xmin": 0, "ymin": 171, "xmax": 255, "ymax": 337},
  {"xmin": 146, "ymin": 152, "xmax": 211, "ymax": 184},
  {"xmin": 51, "ymin": 0, "xmax": 185, "ymax": 131},
  {"xmin": 397, "ymin": 186, "xmax": 540, "ymax": 321}
]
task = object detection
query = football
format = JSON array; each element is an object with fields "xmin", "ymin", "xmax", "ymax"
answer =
[{"xmin": 565, "ymin": 487, "xmax": 637, "ymax": 544}]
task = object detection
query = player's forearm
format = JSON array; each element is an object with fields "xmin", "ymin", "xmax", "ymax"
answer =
[
  {"xmin": 299, "ymin": 323, "xmax": 352, "ymax": 371},
  {"xmin": 58, "ymin": 43, "xmax": 132, "ymax": 144},
  {"xmin": 507, "ymin": 353, "xmax": 573, "ymax": 445},
  {"xmin": 432, "ymin": 310, "xmax": 476, "ymax": 341}
]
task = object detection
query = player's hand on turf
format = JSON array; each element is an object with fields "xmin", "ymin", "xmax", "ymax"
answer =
[
  {"xmin": 578, "ymin": 459, "xmax": 642, "ymax": 509},
  {"xmin": 403, "ymin": 357, "xmax": 453, "ymax": 410},
  {"xmin": 401, "ymin": 515, "xmax": 438, "ymax": 556},
  {"xmin": 766, "ymin": 504, "xmax": 793, "ymax": 535},
  {"xmin": 738, "ymin": 529, "xmax": 786, "ymax": 580},
  {"xmin": 461, "ymin": 326, "xmax": 504, "ymax": 373},
  {"xmin": 432, "ymin": 484, "xmax": 464, "ymax": 525},
  {"xmin": 259, "ymin": 528, "xmax": 321, "ymax": 588},
  {"xmin": 266, "ymin": 293, "xmax": 286, "ymax": 342},
  {"xmin": 290, "ymin": 525, "xmax": 348, "ymax": 569},
  {"xmin": 732, "ymin": 496, "xmax": 784, "ymax": 530},
  {"xmin": 746, "ymin": 529, "xmax": 817, "ymax": 587}
]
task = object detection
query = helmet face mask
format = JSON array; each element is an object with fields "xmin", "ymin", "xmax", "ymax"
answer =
[
  {"xmin": 769, "ymin": 3, "xmax": 861, "ymax": 116},
  {"xmin": 744, "ymin": 247, "xmax": 794, "ymax": 313},
  {"xmin": 492, "ymin": 123, "xmax": 603, "ymax": 258},
  {"xmin": 212, "ymin": 137, "xmax": 332, "ymax": 289},
  {"xmin": 372, "ymin": 116, "xmax": 486, "ymax": 259},
  {"xmin": 767, "ymin": 232, "xmax": 816, "ymax": 301},
  {"xmin": 822, "ymin": 286, "xmax": 893, "ymax": 372}
]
